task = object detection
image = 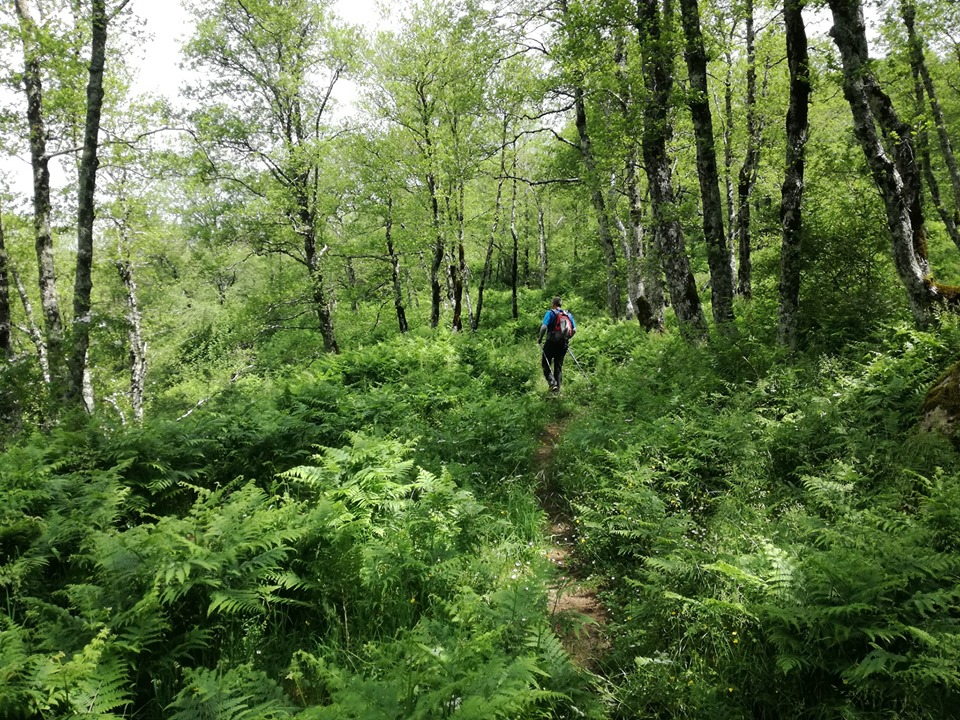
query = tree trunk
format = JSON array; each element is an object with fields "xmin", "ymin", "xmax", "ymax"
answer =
[
  {"xmin": 902, "ymin": 0, "xmax": 960, "ymax": 251},
  {"xmin": 474, "ymin": 119, "xmax": 508, "ymax": 331},
  {"xmin": 15, "ymin": 0, "xmax": 62, "ymax": 387},
  {"xmin": 610, "ymin": 182, "xmax": 634, "ymax": 320},
  {"xmin": 573, "ymin": 84, "xmax": 622, "ymax": 319},
  {"xmin": 736, "ymin": 0, "xmax": 760, "ymax": 298},
  {"xmin": 304, "ymin": 225, "xmax": 338, "ymax": 352},
  {"xmin": 460, "ymin": 240, "xmax": 474, "ymax": 329},
  {"xmin": 827, "ymin": 0, "xmax": 935, "ymax": 326},
  {"xmin": 451, "ymin": 182, "xmax": 466, "ymax": 332},
  {"xmin": 510, "ymin": 174, "xmax": 519, "ymax": 321},
  {"xmin": 12, "ymin": 266, "xmax": 50, "ymax": 383},
  {"xmin": 679, "ymin": 0, "xmax": 735, "ymax": 325},
  {"xmin": 427, "ymin": 172, "xmax": 444, "ymax": 329},
  {"xmin": 536, "ymin": 193, "xmax": 548, "ymax": 288},
  {"xmin": 913, "ymin": 70, "xmax": 960, "ymax": 251},
  {"xmin": 66, "ymin": 0, "xmax": 110, "ymax": 410},
  {"xmin": 558, "ymin": 0, "xmax": 622, "ymax": 319},
  {"xmin": 115, "ymin": 258, "xmax": 146, "ymax": 422},
  {"xmin": 637, "ymin": 0, "xmax": 707, "ymax": 340},
  {"xmin": 346, "ymin": 259, "xmax": 359, "ymax": 312},
  {"xmin": 385, "ymin": 199, "xmax": 408, "ymax": 334},
  {"xmin": 777, "ymin": 0, "xmax": 810, "ymax": 350},
  {"xmin": 626, "ymin": 156, "xmax": 665, "ymax": 331},
  {"xmin": 457, "ymin": 179, "xmax": 475, "ymax": 329},
  {"xmin": 722, "ymin": 46, "xmax": 736, "ymax": 275},
  {"xmin": 0, "ymin": 213, "xmax": 10, "ymax": 357},
  {"xmin": 611, "ymin": 33, "xmax": 664, "ymax": 329}
]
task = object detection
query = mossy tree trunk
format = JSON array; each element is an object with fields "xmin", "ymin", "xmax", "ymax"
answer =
[
  {"xmin": 15, "ymin": 0, "xmax": 63, "ymax": 392},
  {"xmin": 778, "ymin": 0, "xmax": 811, "ymax": 351},
  {"xmin": 901, "ymin": 0, "xmax": 960, "ymax": 252},
  {"xmin": 637, "ymin": 0, "xmax": 707, "ymax": 340},
  {"xmin": 735, "ymin": 0, "xmax": 762, "ymax": 299},
  {"xmin": 679, "ymin": 0, "xmax": 735, "ymax": 326},
  {"xmin": 0, "ymin": 213, "xmax": 10, "ymax": 357},
  {"xmin": 827, "ymin": 0, "xmax": 936, "ymax": 327}
]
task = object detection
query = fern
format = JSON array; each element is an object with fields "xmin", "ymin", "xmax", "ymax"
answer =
[
  {"xmin": 167, "ymin": 665, "xmax": 295, "ymax": 720},
  {"xmin": 24, "ymin": 627, "xmax": 133, "ymax": 719}
]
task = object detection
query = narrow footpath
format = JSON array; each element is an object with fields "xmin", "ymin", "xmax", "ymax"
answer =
[{"xmin": 534, "ymin": 419, "xmax": 609, "ymax": 668}]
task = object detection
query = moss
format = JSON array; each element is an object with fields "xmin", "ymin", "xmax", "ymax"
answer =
[
  {"xmin": 924, "ymin": 278, "xmax": 960, "ymax": 306},
  {"xmin": 920, "ymin": 361, "xmax": 960, "ymax": 437}
]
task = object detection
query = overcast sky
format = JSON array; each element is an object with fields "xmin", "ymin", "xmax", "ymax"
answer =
[{"xmin": 130, "ymin": 0, "xmax": 387, "ymax": 101}]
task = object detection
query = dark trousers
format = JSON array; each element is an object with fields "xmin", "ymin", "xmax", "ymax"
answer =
[{"xmin": 541, "ymin": 340, "xmax": 567, "ymax": 389}]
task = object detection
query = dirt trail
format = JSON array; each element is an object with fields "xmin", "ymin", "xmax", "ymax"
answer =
[{"xmin": 535, "ymin": 420, "xmax": 609, "ymax": 669}]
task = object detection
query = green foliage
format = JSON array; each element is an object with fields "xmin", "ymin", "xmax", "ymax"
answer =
[
  {"xmin": 167, "ymin": 665, "xmax": 294, "ymax": 720},
  {"xmin": 0, "ymin": 327, "xmax": 601, "ymax": 718},
  {"xmin": 553, "ymin": 319, "xmax": 960, "ymax": 719}
]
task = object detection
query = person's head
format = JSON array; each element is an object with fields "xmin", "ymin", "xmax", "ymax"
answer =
[{"xmin": 551, "ymin": 296, "xmax": 562, "ymax": 308}]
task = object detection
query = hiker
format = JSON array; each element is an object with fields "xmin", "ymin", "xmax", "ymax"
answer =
[{"xmin": 538, "ymin": 296, "xmax": 576, "ymax": 392}]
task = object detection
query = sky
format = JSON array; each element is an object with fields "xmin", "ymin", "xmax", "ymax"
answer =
[
  {"xmin": 0, "ymin": 0, "xmax": 387, "ymax": 198},
  {"xmin": 3, "ymin": 0, "xmax": 878, "ymax": 201},
  {"xmin": 130, "ymin": 0, "xmax": 388, "ymax": 102}
]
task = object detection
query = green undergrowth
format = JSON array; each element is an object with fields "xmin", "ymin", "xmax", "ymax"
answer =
[
  {"xmin": 6, "ymin": 303, "xmax": 960, "ymax": 719},
  {"xmin": 0, "ymin": 328, "xmax": 605, "ymax": 719},
  {"xmin": 552, "ymin": 316, "xmax": 960, "ymax": 719}
]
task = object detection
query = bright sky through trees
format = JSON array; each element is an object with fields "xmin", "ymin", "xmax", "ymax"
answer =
[{"xmin": 132, "ymin": 0, "xmax": 388, "ymax": 102}]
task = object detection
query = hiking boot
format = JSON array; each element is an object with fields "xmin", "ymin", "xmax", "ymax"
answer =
[{"xmin": 550, "ymin": 384, "xmax": 559, "ymax": 392}]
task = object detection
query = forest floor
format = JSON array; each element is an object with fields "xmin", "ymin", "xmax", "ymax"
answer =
[{"xmin": 534, "ymin": 418, "xmax": 609, "ymax": 669}]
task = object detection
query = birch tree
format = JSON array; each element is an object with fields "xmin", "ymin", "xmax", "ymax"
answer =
[
  {"xmin": 11, "ymin": 0, "xmax": 131, "ymax": 411},
  {"xmin": 0, "ymin": 208, "xmax": 10, "ymax": 357},
  {"xmin": 67, "ymin": 0, "xmax": 131, "ymax": 410},
  {"xmin": 636, "ymin": 0, "xmax": 708, "ymax": 339},
  {"xmin": 826, "ymin": 0, "xmax": 937, "ymax": 326},
  {"xmin": 777, "ymin": 0, "xmax": 810, "ymax": 350},
  {"xmin": 900, "ymin": 0, "xmax": 960, "ymax": 251},
  {"xmin": 366, "ymin": 0, "xmax": 499, "ymax": 331},
  {"xmin": 183, "ymin": 0, "xmax": 355, "ymax": 353},
  {"xmin": 679, "ymin": 0, "xmax": 735, "ymax": 325},
  {"xmin": 13, "ymin": 0, "xmax": 63, "ymax": 389}
]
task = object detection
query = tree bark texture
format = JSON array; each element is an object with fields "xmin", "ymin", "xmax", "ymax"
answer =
[
  {"xmin": 637, "ymin": 0, "xmax": 707, "ymax": 340},
  {"xmin": 0, "ymin": 214, "xmax": 11, "ymax": 356},
  {"xmin": 474, "ymin": 118, "xmax": 508, "ymax": 330},
  {"xmin": 116, "ymin": 259, "xmax": 146, "ymax": 422},
  {"xmin": 573, "ymin": 85, "xmax": 623, "ymax": 319},
  {"xmin": 15, "ymin": 0, "xmax": 62, "ymax": 385},
  {"xmin": 304, "ymin": 227, "xmax": 338, "ymax": 353},
  {"xmin": 827, "ymin": 0, "xmax": 935, "ymax": 326},
  {"xmin": 510, "ymin": 175, "xmax": 519, "ymax": 321},
  {"xmin": 450, "ymin": 183, "xmax": 467, "ymax": 332},
  {"xmin": 427, "ymin": 172, "xmax": 445, "ymax": 329},
  {"xmin": 902, "ymin": 0, "xmax": 960, "ymax": 251},
  {"xmin": 627, "ymin": 156, "xmax": 665, "ymax": 331},
  {"xmin": 610, "ymin": 179, "xmax": 635, "ymax": 320},
  {"xmin": 679, "ymin": 0, "xmax": 735, "ymax": 325},
  {"xmin": 612, "ymin": 36, "xmax": 662, "ymax": 326},
  {"xmin": 12, "ymin": 266, "xmax": 50, "ymax": 383},
  {"xmin": 385, "ymin": 199, "xmax": 408, "ymax": 334},
  {"xmin": 777, "ymin": 0, "xmax": 810, "ymax": 350},
  {"xmin": 912, "ymin": 69, "xmax": 960, "ymax": 251},
  {"xmin": 346, "ymin": 260, "xmax": 359, "ymax": 312},
  {"xmin": 536, "ymin": 193, "xmax": 548, "ymax": 289},
  {"xmin": 68, "ymin": 0, "xmax": 109, "ymax": 409},
  {"xmin": 722, "ymin": 46, "xmax": 736, "ymax": 270},
  {"xmin": 736, "ymin": 0, "xmax": 760, "ymax": 298}
]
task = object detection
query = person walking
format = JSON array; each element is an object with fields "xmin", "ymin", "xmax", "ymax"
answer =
[{"xmin": 538, "ymin": 296, "xmax": 576, "ymax": 392}]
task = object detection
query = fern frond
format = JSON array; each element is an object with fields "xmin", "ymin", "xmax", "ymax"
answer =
[
  {"xmin": 166, "ymin": 665, "xmax": 295, "ymax": 720},
  {"xmin": 775, "ymin": 653, "xmax": 808, "ymax": 675},
  {"xmin": 208, "ymin": 589, "xmax": 264, "ymax": 616},
  {"xmin": 843, "ymin": 647, "xmax": 907, "ymax": 681}
]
